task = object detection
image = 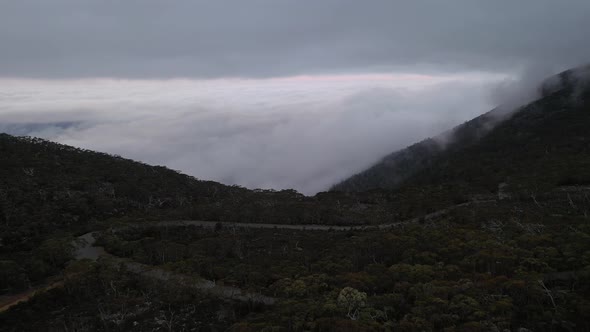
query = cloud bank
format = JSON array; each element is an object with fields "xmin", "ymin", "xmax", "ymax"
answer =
[{"xmin": 0, "ymin": 73, "xmax": 502, "ymax": 194}]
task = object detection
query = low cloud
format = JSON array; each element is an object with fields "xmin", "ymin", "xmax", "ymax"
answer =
[
  {"xmin": 490, "ymin": 65, "xmax": 557, "ymax": 113},
  {"xmin": 0, "ymin": 73, "xmax": 502, "ymax": 194}
]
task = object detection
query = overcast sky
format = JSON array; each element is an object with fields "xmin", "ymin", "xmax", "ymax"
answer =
[
  {"xmin": 1, "ymin": 1, "xmax": 589, "ymax": 194},
  {"xmin": 1, "ymin": 1, "xmax": 589, "ymax": 78}
]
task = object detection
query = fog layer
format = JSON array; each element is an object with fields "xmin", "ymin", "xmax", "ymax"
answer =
[{"xmin": 0, "ymin": 73, "xmax": 502, "ymax": 194}]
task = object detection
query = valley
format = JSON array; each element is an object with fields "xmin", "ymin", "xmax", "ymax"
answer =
[{"xmin": 1, "ymin": 66, "xmax": 590, "ymax": 331}]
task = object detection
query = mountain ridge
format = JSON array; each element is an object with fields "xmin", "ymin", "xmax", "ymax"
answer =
[{"xmin": 331, "ymin": 65, "xmax": 590, "ymax": 193}]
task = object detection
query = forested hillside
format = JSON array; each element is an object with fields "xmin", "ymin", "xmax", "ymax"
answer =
[
  {"xmin": 0, "ymin": 134, "xmax": 399, "ymax": 298},
  {"xmin": 333, "ymin": 67, "xmax": 590, "ymax": 194}
]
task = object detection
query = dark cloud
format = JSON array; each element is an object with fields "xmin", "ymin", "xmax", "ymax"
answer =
[{"xmin": 0, "ymin": 1, "xmax": 589, "ymax": 78}]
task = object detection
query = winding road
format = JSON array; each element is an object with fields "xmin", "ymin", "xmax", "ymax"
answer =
[
  {"xmin": 119, "ymin": 201, "xmax": 473, "ymax": 232},
  {"xmin": 0, "ymin": 201, "xmax": 477, "ymax": 312}
]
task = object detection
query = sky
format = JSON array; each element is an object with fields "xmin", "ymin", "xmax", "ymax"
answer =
[{"xmin": 1, "ymin": 1, "xmax": 589, "ymax": 194}]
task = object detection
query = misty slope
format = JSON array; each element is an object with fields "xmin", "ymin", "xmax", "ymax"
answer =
[{"xmin": 332, "ymin": 66, "xmax": 590, "ymax": 193}]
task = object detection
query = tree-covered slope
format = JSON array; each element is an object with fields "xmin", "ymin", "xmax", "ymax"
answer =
[
  {"xmin": 0, "ymin": 133, "xmax": 409, "ymax": 295},
  {"xmin": 0, "ymin": 134, "xmax": 248, "ymax": 231},
  {"xmin": 332, "ymin": 66, "xmax": 590, "ymax": 193},
  {"xmin": 0, "ymin": 133, "xmax": 407, "ymax": 297}
]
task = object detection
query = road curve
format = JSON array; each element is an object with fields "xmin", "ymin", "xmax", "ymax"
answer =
[
  {"xmin": 1, "ymin": 201, "xmax": 478, "ymax": 312},
  {"xmin": 118, "ymin": 202, "xmax": 473, "ymax": 232}
]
